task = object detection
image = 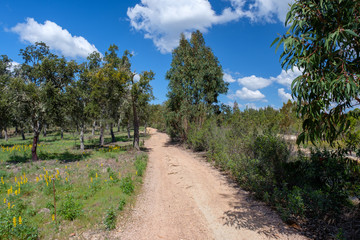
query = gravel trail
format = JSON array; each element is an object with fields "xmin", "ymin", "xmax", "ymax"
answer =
[{"xmin": 114, "ymin": 128, "xmax": 307, "ymax": 240}]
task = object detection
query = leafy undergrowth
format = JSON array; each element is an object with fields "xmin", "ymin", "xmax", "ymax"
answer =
[{"xmin": 0, "ymin": 130, "xmax": 148, "ymax": 239}]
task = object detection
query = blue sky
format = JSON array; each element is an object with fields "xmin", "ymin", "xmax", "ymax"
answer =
[{"xmin": 0, "ymin": 0, "xmax": 300, "ymax": 109}]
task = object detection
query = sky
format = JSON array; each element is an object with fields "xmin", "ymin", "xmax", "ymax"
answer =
[{"xmin": 0, "ymin": 0, "xmax": 300, "ymax": 110}]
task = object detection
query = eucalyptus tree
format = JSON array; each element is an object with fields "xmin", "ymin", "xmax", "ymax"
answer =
[
  {"xmin": 166, "ymin": 30, "xmax": 228, "ymax": 139},
  {"xmin": 273, "ymin": 0, "xmax": 360, "ymax": 145}
]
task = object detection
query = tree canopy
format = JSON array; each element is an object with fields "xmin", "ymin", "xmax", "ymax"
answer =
[
  {"xmin": 273, "ymin": 0, "xmax": 360, "ymax": 145},
  {"xmin": 166, "ymin": 30, "xmax": 228, "ymax": 139}
]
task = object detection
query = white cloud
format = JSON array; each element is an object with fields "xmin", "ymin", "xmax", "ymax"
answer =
[
  {"xmin": 11, "ymin": 18, "xmax": 99, "ymax": 58},
  {"xmin": 7, "ymin": 61, "xmax": 20, "ymax": 72},
  {"xmin": 278, "ymin": 88, "xmax": 292, "ymax": 102},
  {"xmin": 270, "ymin": 68, "xmax": 302, "ymax": 89},
  {"xmin": 223, "ymin": 73, "xmax": 236, "ymax": 83},
  {"xmin": 127, "ymin": 0, "xmax": 294, "ymax": 53},
  {"xmin": 234, "ymin": 87, "xmax": 265, "ymax": 101},
  {"xmin": 237, "ymin": 75, "xmax": 272, "ymax": 90},
  {"xmin": 134, "ymin": 74, "xmax": 141, "ymax": 82}
]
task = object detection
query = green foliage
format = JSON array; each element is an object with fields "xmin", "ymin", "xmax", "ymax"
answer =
[
  {"xmin": 134, "ymin": 153, "xmax": 148, "ymax": 177},
  {"xmin": 273, "ymin": 0, "xmax": 360, "ymax": 145},
  {"xmin": 166, "ymin": 31, "xmax": 228, "ymax": 140},
  {"xmin": 118, "ymin": 198, "xmax": 126, "ymax": 211},
  {"xmin": 59, "ymin": 194, "xmax": 83, "ymax": 221},
  {"xmin": 119, "ymin": 175, "xmax": 134, "ymax": 195},
  {"xmin": 104, "ymin": 207, "xmax": 116, "ymax": 230}
]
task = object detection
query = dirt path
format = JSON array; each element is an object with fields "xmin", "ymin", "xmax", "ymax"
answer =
[{"xmin": 115, "ymin": 128, "xmax": 307, "ymax": 240}]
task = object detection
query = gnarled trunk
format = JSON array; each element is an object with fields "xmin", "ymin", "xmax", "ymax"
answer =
[
  {"xmin": 43, "ymin": 124, "xmax": 47, "ymax": 137},
  {"xmin": 99, "ymin": 122, "xmax": 104, "ymax": 146},
  {"xmin": 31, "ymin": 122, "xmax": 42, "ymax": 161},
  {"xmin": 4, "ymin": 128, "xmax": 8, "ymax": 142},
  {"xmin": 61, "ymin": 128, "xmax": 64, "ymax": 140},
  {"xmin": 21, "ymin": 129, "xmax": 25, "ymax": 140},
  {"xmin": 110, "ymin": 123, "xmax": 116, "ymax": 142}
]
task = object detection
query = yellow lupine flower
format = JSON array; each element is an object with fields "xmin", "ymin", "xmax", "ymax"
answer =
[
  {"xmin": 96, "ymin": 173, "xmax": 98, "ymax": 178},
  {"xmin": 119, "ymin": 172, "xmax": 121, "ymax": 178},
  {"xmin": 13, "ymin": 217, "xmax": 16, "ymax": 227},
  {"xmin": 4, "ymin": 198, "xmax": 6, "ymax": 204},
  {"xmin": 65, "ymin": 165, "xmax": 67, "ymax": 169},
  {"xmin": 19, "ymin": 216, "xmax": 22, "ymax": 225},
  {"xmin": 36, "ymin": 177, "xmax": 39, "ymax": 182},
  {"xmin": 43, "ymin": 167, "xmax": 46, "ymax": 171},
  {"xmin": 1, "ymin": 176, "xmax": 4, "ymax": 184},
  {"xmin": 15, "ymin": 190, "xmax": 18, "ymax": 195},
  {"xmin": 8, "ymin": 202, "xmax": 10, "ymax": 209},
  {"xmin": 110, "ymin": 176, "xmax": 113, "ymax": 180},
  {"xmin": 57, "ymin": 169, "xmax": 60, "ymax": 175},
  {"xmin": 52, "ymin": 214, "xmax": 55, "ymax": 221},
  {"xmin": 90, "ymin": 177, "xmax": 93, "ymax": 183},
  {"xmin": 18, "ymin": 187, "xmax": 20, "ymax": 194},
  {"xmin": 14, "ymin": 177, "xmax": 17, "ymax": 182},
  {"xmin": 65, "ymin": 177, "xmax": 68, "ymax": 182}
]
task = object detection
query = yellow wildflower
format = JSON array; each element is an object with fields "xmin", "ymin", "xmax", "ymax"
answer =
[
  {"xmin": 96, "ymin": 173, "xmax": 98, "ymax": 178},
  {"xmin": 36, "ymin": 177, "xmax": 39, "ymax": 182},
  {"xmin": 8, "ymin": 202, "xmax": 10, "ymax": 209},
  {"xmin": 91, "ymin": 177, "xmax": 93, "ymax": 183},
  {"xmin": 13, "ymin": 217, "xmax": 16, "ymax": 227},
  {"xmin": 19, "ymin": 216, "xmax": 22, "ymax": 225},
  {"xmin": 52, "ymin": 214, "xmax": 55, "ymax": 221},
  {"xmin": 4, "ymin": 198, "xmax": 6, "ymax": 204},
  {"xmin": 15, "ymin": 190, "xmax": 18, "ymax": 195}
]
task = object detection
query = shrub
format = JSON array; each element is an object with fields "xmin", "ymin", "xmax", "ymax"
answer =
[
  {"xmin": 120, "ymin": 176, "xmax": 134, "ymax": 195},
  {"xmin": 118, "ymin": 198, "xmax": 126, "ymax": 211},
  {"xmin": 59, "ymin": 194, "xmax": 82, "ymax": 221},
  {"xmin": 134, "ymin": 154, "xmax": 148, "ymax": 177},
  {"xmin": 104, "ymin": 208, "xmax": 116, "ymax": 230}
]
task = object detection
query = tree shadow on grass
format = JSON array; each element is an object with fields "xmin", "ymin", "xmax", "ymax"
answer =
[{"xmin": 38, "ymin": 151, "xmax": 92, "ymax": 163}]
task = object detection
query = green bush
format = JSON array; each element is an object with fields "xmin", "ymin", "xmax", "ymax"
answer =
[
  {"xmin": 120, "ymin": 176, "xmax": 134, "ymax": 195},
  {"xmin": 134, "ymin": 154, "xmax": 148, "ymax": 177},
  {"xmin": 104, "ymin": 208, "xmax": 116, "ymax": 230},
  {"xmin": 59, "ymin": 194, "xmax": 83, "ymax": 221},
  {"xmin": 118, "ymin": 198, "xmax": 126, "ymax": 211}
]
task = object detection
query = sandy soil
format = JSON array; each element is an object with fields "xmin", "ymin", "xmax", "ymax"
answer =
[{"xmin": 112, "ymin": 128, "xmax": 307, "ymax": 240}]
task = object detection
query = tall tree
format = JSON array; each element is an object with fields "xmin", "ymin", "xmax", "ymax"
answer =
[
  {"xmin": 166, "ymin": 30, "xmax": 228, "ymax": 139},
  {"xmin": 0, "ymin": 55, "xmax": 13, "ymax": 141},
  {"xmin": 273, "ymin": 0, "xmax": 360, "ymax": 145}
]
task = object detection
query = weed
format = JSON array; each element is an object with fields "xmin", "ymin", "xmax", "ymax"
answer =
[
  {"xmin": 120, "ymin": 176, "xmax": 134, "ymax": 195},
  {"xmin": 58, "ymin": 194, "xmax": 82, "ymax": 221},
  {"xmin": 104, "ymin": 208, "xmax": 116, "ymax": 230}
]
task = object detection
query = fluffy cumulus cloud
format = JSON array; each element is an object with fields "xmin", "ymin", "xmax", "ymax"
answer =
[
  {"xmin": 270, "ymin": 67, "xmax": 302, "ymax": 89},
  {"xmin": 134, "ymin": 74, "xmax": 141, "ymax": 82},
  {"xmin": 10, "ymin": 18, "xmax": 99, "ymax": 58},
  {"xmin": 237, "ymin": 75, "xmax": 272, "ymax": 90},
  {"xmin": 223, "ymin": 73, "xmax": 236, "ymax": 83},
  {"xmin": 233, "ymin": 87, "xmax": 265, "ymax": 101},
  {"xmin": 278, "ymin": 88, "xmax": 292, "ymax": 102},
  {"xmin": 127, "ymin": 0, "xmax": 294, "ymax": 53}
]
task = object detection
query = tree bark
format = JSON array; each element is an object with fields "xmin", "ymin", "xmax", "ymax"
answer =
[
  {"xmin": 99, "ymin": 122, "xmax": 104, "ymax": 146},
  {"xmin": 15, "ymin": 125, "xmax": 19, "ymax": 135},
  {"xmin": 61, "ymin": 128, "xmax": 64, "ymax": 140},
  {"xmin": 132, "ymin": 99, "xmax": 140, "ymax": 151},
  {"xmin": 0, "ymin": 129, "xmax": 2, "ymax": 139},
  {"xmin": 80, "ymin": 125, "xmax": 85, "ymax": 151},
  {"xmin": 43, "ymin": 124, "xmax": 47, "ymax": 137},
  {"xmin": 21, "ymin": 129, "xmax": 25, "ymax": 140},
  {"xmin": 4, "ymin": 128, "xmax": 8, "ymax": 142},
  {"xmin": 127, "ymin": 121, "xmax": 131, "ymax": 139},
  {"xmin": 92, "ymin": 121, "xmax": 96, "ymax": 136},
  {"xmin": 110, "ymin": 123, "xmax": 116, "ymax": 142}
]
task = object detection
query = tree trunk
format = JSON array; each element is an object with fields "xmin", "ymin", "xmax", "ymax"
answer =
[
  {"xmin": 80, "ymin": 125, "xmax": 85, "ymax": 151},
  {"xmin": 61, "ymin": 128, "xmax": 64, "ymax": 140},
  {"xmin": 92, "ymin": 121, "xmax": 96, "ymax": 136},
  {"xmin": 21, "ymin": 129, "xmax": 25, "ymax": 140},
  {"xmin": 117, "ymin": 118, "xmax": 121, "ymax": 132},
  {"xmin": 4, "ymin": 128, "xmax": 8, "ymax": 142},
  {"xmin": 31, "ymin": 121, "xmax": 42, "ymax": 161},
  {"xmin": 99, "ymin": 122, "xmax": 104, "ymax": 146},
  {"xmin": 15, "ymin": 125, "xmax": 19, "ymax": 135},
  {"xmin": 43, "ymin": 124, "xmax": 47, "ymax": 137},
  {"xmin": 110, "ymin": 123, "xmax": 116, "ymax": 142},
  {"xmin": 0, "ymin": 129, "xmax": 2, "ymax": 139},
  {"xmin": 127, "ymin": 121, "xmax": 131, "ymax": 139},
  {"xmin": 132, "ymin": 100, "xmax": 140, "ymax": 151}
]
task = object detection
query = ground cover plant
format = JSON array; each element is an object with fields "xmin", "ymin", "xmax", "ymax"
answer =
[{"xmin": 0, "ymin": 129, "xmax": 148, "ymax": 239}]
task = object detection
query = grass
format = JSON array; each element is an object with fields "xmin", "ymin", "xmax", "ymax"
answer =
[{"xmin": 0, "ymin": 128, "xmax": 149, "ymax": 239}]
